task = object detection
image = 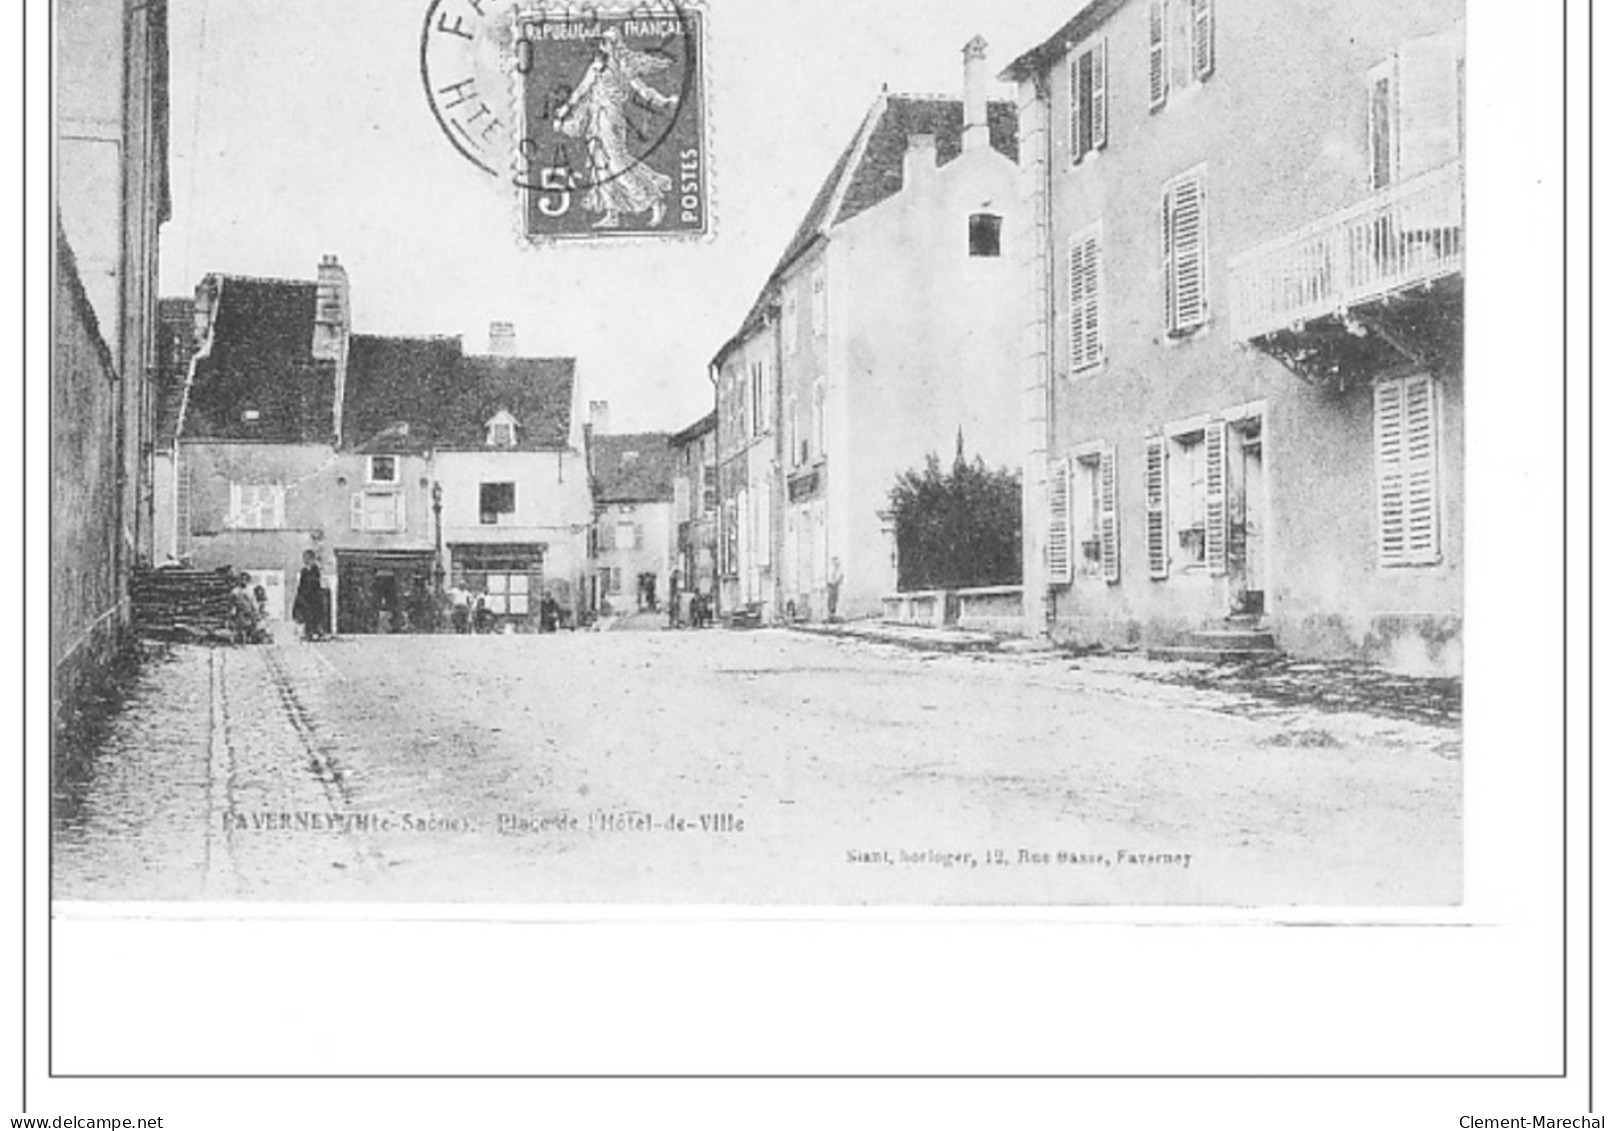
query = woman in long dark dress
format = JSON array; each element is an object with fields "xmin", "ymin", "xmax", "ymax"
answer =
[{"xmin": 292, "ymin": 550, "xmax": 324, "ymax": 640}]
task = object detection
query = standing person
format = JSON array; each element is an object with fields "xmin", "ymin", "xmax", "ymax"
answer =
[
  {"xmin": 292, "ymin": 550, "xmax": 325, "ymax": 641},
  {"xmin": 447, "ymin": 584, "xmax": 472, "ymax": 635},
  {"xmin": 826, "ymin": 557, "xmax": 844, "ymax": 622},
  {"xmin": 231, "ymin": 573, "xmax": 262, "ymax": 645}
]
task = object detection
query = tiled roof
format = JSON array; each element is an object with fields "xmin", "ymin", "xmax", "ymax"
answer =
[
  {"xmin": 716, "ymin": 93, "xmax": 1018, "ymax": 364},
  {"xmin": 182, "ymin": 277, "xmax": 335, "ymax": 443},
  {"xmin": 591, "ymin": 432, "xmax": 676, "ymax": 503},
  {"xmin": 838, "ymin": 96, "xmax": 1018, "ymax": 224},
  {"xmin": 670, "ymin": 410, "xmax": 717, "ymax": 448},
  {"xmin": 439, "ymin": 355, "xmax": 576, "ymax": 451},
  {"xmin": 342, "ymin": 334, "xmax": 465, "ymax": 454},
  {"xmin": 1000, "ymin": 0, "xmax": 1128, "ymax": 83}
]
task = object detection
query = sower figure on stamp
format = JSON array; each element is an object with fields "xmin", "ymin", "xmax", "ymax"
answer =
[{"xmin": 552, "ymin": 28, "xmax": 677, "ymax": 229}]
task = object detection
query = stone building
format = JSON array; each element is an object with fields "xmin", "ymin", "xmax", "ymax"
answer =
[
  {"xmin": 670, "ymin": 411, "xmax": 719, "ymax": 609},
  {"xmin": 162, "ymin": 260, "xmax": 591, "ymax": 633},
  {"xmin": 712, "ymin": 37, "xmax": 1023, "ymax": 622},
  {"xmin": 1005, "ymin": 0, "xmax": 1463, "ymax": 670},
  {"xmin": 53, "ymin": 0, "xmax": 171, "ymax": 713},
  {"xmin": 589, "ymin": 427, "xmax": 678, "ymax": 616}
]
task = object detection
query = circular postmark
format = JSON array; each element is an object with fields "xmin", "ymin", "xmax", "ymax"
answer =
[{"xmin": 421, "ymin": 0, "xmax": 710, "ymax": 240}]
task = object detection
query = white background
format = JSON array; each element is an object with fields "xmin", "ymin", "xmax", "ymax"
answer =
[{"xmin": 12, "ymin": 0, "xmax": 1601, "ymax": 1126}]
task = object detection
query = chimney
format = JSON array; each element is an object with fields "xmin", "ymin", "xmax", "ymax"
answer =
[
  {"xmin": 312, "ymin": 255, "xmax": 350, "ymax": 361},
  {"xmin": 962, "ymin": 35, "xmax": 990, "ymax": 153},
  {"xmin": 488, "ymin": 320, "xmax": 517, "ymax": 356},
  {"xmin": 589, "ymin": 400, "xmax": 612, "ymax": 436},
  {"xmin": 904, "ymin": 133, "xmax": 938, "ymax": 187},
  {"xmin": 311, "ymin": 254, "xmax": 351, "ymax": 444}
]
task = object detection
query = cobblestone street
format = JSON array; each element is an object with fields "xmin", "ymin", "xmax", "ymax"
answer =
[{"xmin": 53, "ymin": 629, "xmax": 1462, "ymax": 905}]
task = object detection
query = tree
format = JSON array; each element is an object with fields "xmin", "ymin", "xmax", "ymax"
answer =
[{"xmin": 889, "ymin": 440, "xmax": 1021, "ymax": 592}]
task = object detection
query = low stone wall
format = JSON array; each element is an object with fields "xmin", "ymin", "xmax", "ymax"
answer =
[{"xmin": 882, "ymin": 586, "xmax": 1023, "ymax": 634}]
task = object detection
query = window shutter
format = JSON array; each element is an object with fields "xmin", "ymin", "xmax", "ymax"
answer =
[
  {"xmin": 1374, "ymin": 378, "xmax": 1408, "ymax": 564},
  {"xmin": 350, "ymin": 492, "xmax": 365, "ymax": 532},
  {"xmin": 1368, "ymin": 63, "xmax": 1397, "ymax": 190},
  {"xmin": 1145, "ymin": 436, "xmax": 1168, "ymax": 579},
  {"xmin": 228, "ymin": 483, "xmax": 243, "ymax": 530},
  {"xmin": 1047, "ymin": 458, "xmax": 1073, "ymax": 587},
  {"xmin": 271, "ymin": 486, "xmax": 286, "ymax": 531},
  {"xmin": 1071, "ymin": 58, "xmax": 1087, "ymax": 157},
  {"xmin": 394, "ymin": 491, "xmax": 407, "ymax": 532},
  {"xmin": 1396, "ymin": 33, "xmax": 1461, "ymax": 179},
  {"xmin": 1403, "ymin": 375, "xmax": 1440, "ymax": 562},
  {"xmin": 1092, "ymin": 39, "xmax": 1108, "ymax": 150},
  {"xmin": 1191, "ymin": 0, "xmax": 1215, "ymax": 80},
  {"xmin": 1164, "ymin": 173, "xmax": 1207, "ymax": 334},
  {"xmin": 1069, "ymin": 231, "xmax": 1103, "ymax": 371},
  {"xmin": 1100, "ymin": 444, "xmax": 1120, "ymax": 584},
  {"xmin": 1203, "ymin": 420, "xmax": 1228, "ymax": 576},
  {"xmin": 1148, "ymin": 0, "xmax": 1169, "ymax": 109}
]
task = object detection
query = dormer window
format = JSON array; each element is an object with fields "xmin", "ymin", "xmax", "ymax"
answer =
[
  {"xmin": 368, "ymin": 455, "xmax": 399, "ymax": 484},
  {"xmin": 486, "ymin": 410, "xmax": 519, "ymax": 448},
  {"xmin": 621, "ymin": 451, "xmax": 639, "ymax": 466},
  {"xmin": 242, "ymin": 408, "xmax": 262, "ymax": 424}
]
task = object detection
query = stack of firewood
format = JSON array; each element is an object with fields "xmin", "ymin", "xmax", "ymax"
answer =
[{"xmin": 130, "ymin": 567, "xmax": 238, "ymax": 641}]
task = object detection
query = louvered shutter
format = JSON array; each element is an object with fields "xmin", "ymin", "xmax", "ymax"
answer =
[
  {"xmin": 1071, "ymin": 57, "xmax": 1089, "ymax": 157},
  {"xmin": 1164, "ymin": 174, "xmax": 1207, "ymax": 334},
  {"xmin": 1191, "ymin": 0, "xmax": 1215, "ymax": 80},
  {"xmin": 1091, "ymin": 39, "xmax": 1108, "ymax": 149},
  {"xmin": 1374, "ymin": 377, "xmax": 1442, "ymax": 566},
  {"xmin": 1402, "ymin": 376, "xmax": 1440, "ymax": 561},
  {"xmin": 1069, "ymin": 231, "xmax": 1103, "ymax": 371},
  {"xmin": 228, "ymin": 483, "xmax": 243, "ymax": 530},
  {"xmin": 1397, "ymin": 33, "xmax": 1461, "ymax": 179},
  {"xmin": 1145, "ymin": 436, "xmax": 1168, "ymax": 579},
  {"xmin": 1148, "ymin": 0, "xmax": 1168, "ymax": 109},
  {"xmin": 350, "ymin": 492, "xmax": 365, "ymax": 532},
  {"xmin": 1047, "ymin": 458, "xmax": 1073, "ymax": 586},
  {"xmin": 1203, "ymin": 420, "xmax": 1228, "ymax": 575},
  {"xmin": 271, "ymin": 486, "xmax": 286, "ymax": 531},
  {"xmin": 1100, "ymin": 444, "xmax": 1120, "ymax": 584}
]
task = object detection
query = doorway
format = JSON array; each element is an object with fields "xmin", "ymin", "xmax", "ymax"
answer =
[{"xmin": 1227, "ymin": 416, "xmax": 1266, "ymax": 616}]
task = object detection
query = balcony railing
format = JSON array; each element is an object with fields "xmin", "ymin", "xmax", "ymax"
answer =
[{"xmin": 1229, "ymin": 162, "xmax": 1463, "ymax": 342}]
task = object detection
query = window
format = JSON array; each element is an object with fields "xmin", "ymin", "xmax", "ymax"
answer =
[
  {"xmin": 1369, "ymin": 35, "xmax": 1463, "ymax": 188},
  {"xmin": 1053, "ymin": 447, "xmax": 1120, "ymax": 587},
  {"xmin": 486, "ymin": 411, "xmax": 518, "ymax": 448},
  {"xmin": 783, "ymin": 291, "xmax": 800, "ymax": 356},
  {"xmin": 368, "ymin": 455, "xmax": 399, "ymax": 485},
  {"xmin": 1068, "ymin": 224, "xmax": 1103, "ymax": 371},
  {"xmin": 1162, "ymin": 169, "xmax": 1208, "ymax": 336},
  {"xmin": 787, "ymin": 396, "xmax": 800, "ymax": 467},
  {"xmin": 969, "ymin": 213, "xmax": 1003, "ymax": 258},
  {"xmin": 482, "ymin": 572, "xmax": 531, "ymax": 616},
  {"xmin": 351, "ymin": 490, "xmax": 405, "ymax": 533},
  {"xmin": 1075, "ymin": 453, "xmax": 1103, "ymax": 579},
  {"xmin": 1148, "ymin": 0, "xmax": 1169, "ymax": 110},
  {"xmin": 1368, "ymin": 62, "xmax": 1397, "ymax": 190},
  {"xmin": 1189, "ymin": 0, "xmax": 1215, "ymax": 82},
  {"xmin": 1169, "ymin": 430, "xmax": 1207, "ymax": 571},
  {"xmin": 1374, "ymin": 374, "xmax": 1441, "ymax": 566},
  {"xmin": 229, "ymin": 483, "xmax": 285, "ymax": 531},
  {"xmin": 811, "ymin": 268, "xmax": 828, "ymax": 335},
  {"xmin": 1070, "ymin": 40, "xmax": 1108, "ymax": 161},
  {"xmin": 480, "ymin": 482, "xmax": 516, "ymax": 525},
  {"xmin": 812, "ymin": 378, "xmax": 826, "ymax": 457},
  {"xmin": 616, "ymin": 521, "xmax": 641, "ymax": 551},
  {"xmin": 750, "ymin": 361, "xmax": 767, "ymax": 436}
]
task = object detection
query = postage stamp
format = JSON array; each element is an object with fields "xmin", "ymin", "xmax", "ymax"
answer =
[
  {"xmin": 421, "ymin": 0, "xmax": 710, "ymax": 242},
  {"xmin": 513, "ymin": 3, "xmax": 709, "ymax": 240}
]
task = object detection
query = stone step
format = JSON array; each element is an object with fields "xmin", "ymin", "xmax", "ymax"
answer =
[{"xmin": 1189, "ymin": 628, "xmax": 1278, "ymax": 652}]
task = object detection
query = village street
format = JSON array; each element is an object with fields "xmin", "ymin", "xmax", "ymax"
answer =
[{"xmin": 53, "ymin": 630, "xmax": 1461, "ymax": 907}]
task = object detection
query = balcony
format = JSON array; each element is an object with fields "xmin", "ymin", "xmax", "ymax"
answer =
[{"xmin": 1229, "ymin": 162, "xmax": 1463, "ymax": 383}]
